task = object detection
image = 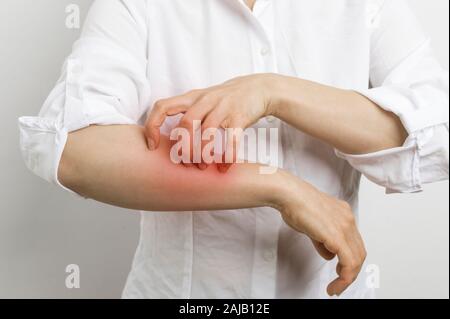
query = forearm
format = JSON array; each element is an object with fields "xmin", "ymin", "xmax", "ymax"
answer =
[
  {"xmin": 58, "ymin": 125, "xmax": 286, "ymax": 212},
  {"xmin": 269, "ymin": 75, "xmax": 408, "ymax": 154}
]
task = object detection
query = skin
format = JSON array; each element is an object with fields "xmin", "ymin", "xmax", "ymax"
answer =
[
  {"xmin": 145, "ymin": 74, "xmax": 408, "ymax": 172},
  {"xmin": 244, "ymin": 0, "xmax": 256, "ymax": 11},
  {"xmin": 59, "ymin": 125, "xmax": 366, "ymax": 296}
]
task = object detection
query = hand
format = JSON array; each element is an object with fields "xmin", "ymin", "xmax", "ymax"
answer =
[
  {"xmin": 145, "ymin": 74, "xmax": 276, "ymax": 172},
  {"xmin": 275, "ymin": 173, "xmax": 367, "ymax": 296}
]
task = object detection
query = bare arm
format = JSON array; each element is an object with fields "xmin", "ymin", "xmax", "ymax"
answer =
[
  {"xmin": 268, "ymin": 75, "xmax": 408, "ymax": 155},
  {"xmin": 145, "ymin": 74, "xmax": 407, "ymax": 169},
  {"xmin": 58, "ymin": 124, "xmax": 284, "ymax": 211}
]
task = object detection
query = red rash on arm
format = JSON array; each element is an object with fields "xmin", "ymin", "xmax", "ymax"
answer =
[{"xmin": 59, "ymin": 125, "xmax": 283, "ymax": 212}]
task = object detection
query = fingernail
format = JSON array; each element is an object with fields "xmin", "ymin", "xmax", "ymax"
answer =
[
  {"xmin": 217, "ymin": 164, "xmax": 229, "ymax": 173},
  {"xmin": 148, "ymin": 138, "xmax": 156, "ymax": 150}
]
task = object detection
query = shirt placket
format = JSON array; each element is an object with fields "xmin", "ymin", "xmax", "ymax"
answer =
[{"xmin": 237, "ymin": 0, "xmax": 283, "ymax": 299}]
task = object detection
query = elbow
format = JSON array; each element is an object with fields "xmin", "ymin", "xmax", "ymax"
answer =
[
  {"xmin": 57, "ymin": 133, "xmax": 85, "ymax": 194},
  {"xmin": 57, "ymin": 145, "xmax": 79, "ymax": 193},
  {"xmin": 352, "ymin": 130, "xmax": 408, "ymax": 155}
]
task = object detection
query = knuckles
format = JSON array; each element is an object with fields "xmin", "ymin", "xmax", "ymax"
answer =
[
  {"xmin": 153, "ymin": 100, "xmax": 166, "ymax": 113},
  {"xmin": 362, "ymin": 250, "xmax": 368, "ymax": 263},
  {"xmin": 179, "ymin": 116, "xmax": 194, "ymax": 129},
  {"xmin": 338, "ymin": 199, "xmax": 352, "ymax": 212},
  {"xmin": 341, "ymin": 213, "xmax": 356, "ymax": 229},
  {"xmin": 342, "ymin": 276, "xmax": 356, "ymax": 286},
  {"xmin": 187, "ymin": 89, "xmax": 202, "ymax": 96},
  {"xmin": 336, "ymin": 200, "xmax": 356, "ymax": 227},
  {"xmin": 197, "ymin": 92, "xmax": 216, "ymax": 105}
]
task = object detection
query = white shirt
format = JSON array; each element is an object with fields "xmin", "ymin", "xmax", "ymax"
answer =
[{"xmin": 18, "ymin": 0, "xmax": 449, "ymax": 298}]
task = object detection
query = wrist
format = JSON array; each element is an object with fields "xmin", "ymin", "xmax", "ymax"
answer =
[
  {"xmin": 261, "ymin": 73, "xmax": 285, "ymax": 117},
  {"xmin": 263, "ymin": 168, "xmax": 303, "ymax": 212},
  {"xmin": 266, "ymin": 74, "xmax": 306, "ymax": 118}
]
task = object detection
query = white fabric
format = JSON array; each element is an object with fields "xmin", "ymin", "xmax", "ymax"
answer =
[{"xmin": 18, "ymin": 0, "xmax": 449, "ymax": 298}]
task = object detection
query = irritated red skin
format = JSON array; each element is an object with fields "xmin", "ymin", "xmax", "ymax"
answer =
[{"xmin": 60, "ymin": 125, "xmax": 278, "ymax": 212}]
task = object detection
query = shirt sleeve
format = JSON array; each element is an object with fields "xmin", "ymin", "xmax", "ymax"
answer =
[
  {"xmin": 335, "ymin": 0, "xmax": 449, "ymax": 194},
  {"xmin": 18, "ymin": 0, "xmax": 151, "ymax": 192}
]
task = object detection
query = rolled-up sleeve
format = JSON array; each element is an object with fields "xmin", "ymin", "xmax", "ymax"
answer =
[
  {"xmin": 18, "ymin": 0, "xmax": 151, "ymax": 191},
  {"xmin": 336, "ymin": 0, "xmax": 449, "ymax": 193}
]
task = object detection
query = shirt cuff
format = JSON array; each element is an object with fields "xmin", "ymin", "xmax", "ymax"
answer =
[
  {"xmin": 18, "ymin": 110, "xmax": 135, "ymax": 196},
  {"xmin": 18, "ymin": 116, "xmax": 77, "ymax": 195},
  {"xmin": 335, "ymin": 125, "xmax": 449, "ymax": 194},
  {"xmin": 335, "ymin": 132, "xmax": 422, "ymax": 194}
]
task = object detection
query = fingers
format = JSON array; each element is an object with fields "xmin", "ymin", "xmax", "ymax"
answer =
[
  {"xmin": 145, "ymin": 90, "xmax": 202, "ymax": 150},
  {"xmin": 181, "ymin": 98, "xmax": 225, "ymax": 168},
  {"xmin": 342, "ymin": 212, "xmax": 366, "ymax": 282},
  {"xmin": 201, "ymin": 113, "xmax": 227, "ymax": 169},
  {"xmin": 177, "ymin": 99, "xmax": 244, "ymax": 171},
  {"xmin": 146, "ymin": 88, "xmax": 248, "ymax": 171},
  {"xmin": 327, "ymin": 262, "xmax": 357, "ymax": 297},
  {"xmin": 326, "ymin": 238, "xmax": 357, "ymax": 296},
  {"xmin": 312, "ymin": 240, "xmax": 336, "ymax": 261},
  {"xmin": 347, "ymin": 225, "xmax": 367, "ymax": 272},
  {"xmin": 218, "ymin": 118, "xmax": 243, "ymax": 173},
  {"xmin": 177, "ymin": 103, "xmax": 211, "ymax": 166},
  {"xmin": 281, "ymin": 183, "xmax": 366, "ymax": 297},
  {"xmin": 324, "ymin": 215, "xmax": 366, "ymax": 296}
]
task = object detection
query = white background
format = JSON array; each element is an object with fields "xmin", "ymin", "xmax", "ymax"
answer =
[{"xmin": 0, "ymin": 0, "xmax": 448, "ymax": 298}]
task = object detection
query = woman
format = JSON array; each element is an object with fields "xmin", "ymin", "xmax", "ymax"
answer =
[{"xmin": 18, "ymin": 0, "xmax": 448, "ymax": 298}]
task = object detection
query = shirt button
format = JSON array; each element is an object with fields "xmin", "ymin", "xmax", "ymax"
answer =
[
  {"xmin": 263, "ymin": 250, "xmax": 276, "ymax": 261},
  {"xmin": 266, "ymin": 116, "xmax": 276, "ymax": 123},
  {"xmin": 260, "ymin": 46, "xmax": 270, "ymax": 56}
]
